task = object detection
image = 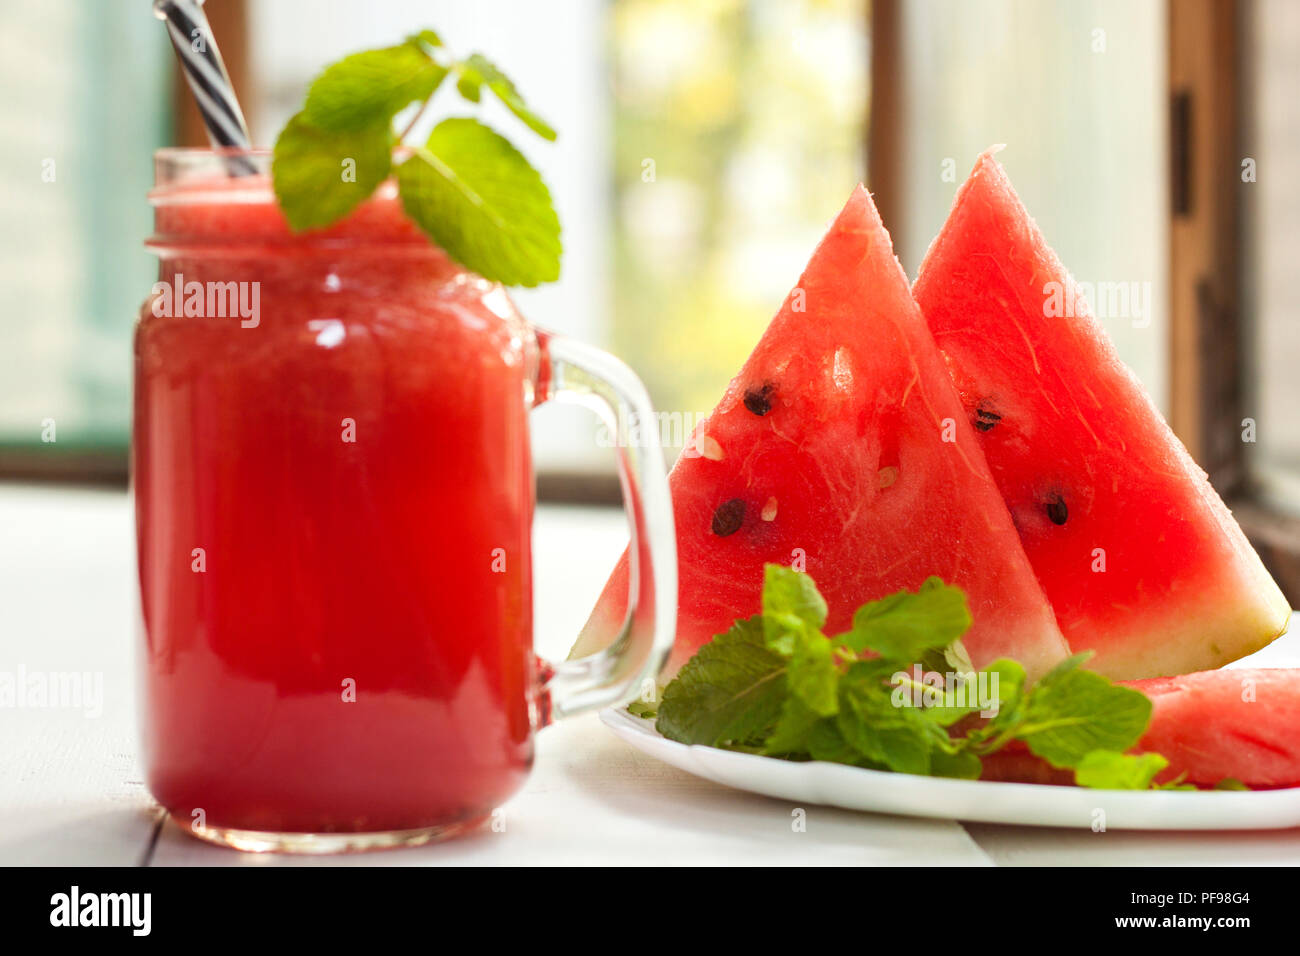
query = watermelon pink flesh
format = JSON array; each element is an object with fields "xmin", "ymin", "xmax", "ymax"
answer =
[
  {"xmin": 981, "ymin": 668, "xmax": 1300, "ymax": 788},
  {"xmin": 572, "ymin": 186, "xmax": 1069, "ymax": 679},
  {"xmin": 912, "ymin": 150, "xmax": 1290, "ymax": 680}
]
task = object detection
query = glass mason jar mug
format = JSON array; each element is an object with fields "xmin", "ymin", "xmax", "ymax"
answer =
[{"xmin": 133, "ymin": 149, "xmax": 675, "ymax": 852}]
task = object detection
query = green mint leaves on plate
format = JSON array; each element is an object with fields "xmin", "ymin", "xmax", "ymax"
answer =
[
  {"xmin": 649, "ymin": 564, "xmax": 1243, "ymax": 791},
  {"xmin": 272, "ymin": 28, "xmax": 561, "ymax": 287}
]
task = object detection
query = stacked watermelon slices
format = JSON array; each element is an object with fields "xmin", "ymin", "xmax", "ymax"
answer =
[
  {"xmin": 573, "ymin": 150, "xmax": 1294, "ymax": 787},
  {"xmin": 912, "ymin": 149, "xmax": 1289, "ymax": 679}
]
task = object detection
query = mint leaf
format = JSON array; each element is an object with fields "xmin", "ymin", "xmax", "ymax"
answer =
[
  {"xmin": 761, "ymin": 563, "xmax": 828, "ymax": 654},
  {"xmin": 1016, "ymin": 659, "xmax": 1152, "ymax": 768},
  {"xmin": 836, "ymin": 662, "xmax": 932, "ymax": 775},
  {"xmin": 807, "ymin": 719, "xmax": 881, "ymax": 767},
  {"xmin": 271, "ymin": 28, "xmax": 563, "ymax": 286},
  {"xmin": 1074, "ymin": 750, "xmax": 1168, "ymax": 790},
  {"xmin": 398, "ymin": 118, "xmax": 562, "ymax": 286},
  {"xmin": 304, "ymin": 41, "xmax": 447, "ymax": 132},
  {"xmin": 1214, "ymin": 777, "xmax": 1250, "ymax": 791},
  {"xmin": 455, "ymin": 53, "xmax": 557, "ymax": 141},
  {"xmin": 977, "ymin": 658, "xmax": 1027, "ymax": 731},
  {"xmin": 456, "ymin": 67, "xmax": 484, "ymax": 103},
  {"xmin": 655, "ymin": 617, "xmax": 786, "ymax": 747},
  {"xmin": 764, "ymin": 696, "xmax": 821, "ymax": 755},
  {"xmin": 894, "ymin": 667, "xmax": 983, "ymax": 727},
  {"xmin": 836, "ymin": 577, "xmax": 971, "ymax": 661},
  {"xmin": 408, "ymin": 30, "xmax": 443, "ymax": 49},
  {"xmin": 652, "ymin": 569, "xmax": 1169, "ymax": 793},
  {"xmin": 930, "ymin": 748, "xmax": 983, "ymax": 780},
  {"xmin": 786, "ymin": 628, "xmax": 839, "ymax": 717},
  {"xmin": 918, "ymin": 639, "xmax": 977, "ymax": 680},
  {"xmin": 626, "ymin": 697, "xmax": 658, "ymax": 719},
  {"xmin": 837, "ymin": 695, "xmax": 931, "ymax": 776},
  {"xmin": 272, "ymin": 113, "xmax": 392, "ymax": 231}
]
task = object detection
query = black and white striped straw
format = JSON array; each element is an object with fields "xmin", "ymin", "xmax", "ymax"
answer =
[{"xmin": 153, "ymin": 0, "xmax": 255, "ymax": 173}]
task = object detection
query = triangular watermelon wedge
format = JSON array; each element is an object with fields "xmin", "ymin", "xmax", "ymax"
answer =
[
  {"xmin": 912, "ymin": 149, "xmax": 1291, "ymax": 679},
  {"xmin": 573, "ymin": 186, "xmax": 1069, "ymax": 679}
]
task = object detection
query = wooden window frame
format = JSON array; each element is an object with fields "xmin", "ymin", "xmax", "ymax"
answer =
[{"xmin": 1169, "ymin": 0, "xmax": 1300, "ymax": 602}]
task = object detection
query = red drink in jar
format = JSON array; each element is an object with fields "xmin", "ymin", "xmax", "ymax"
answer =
[{"xmin": 134, "ymin": 150, "xmax": 674, "ymax": 852}]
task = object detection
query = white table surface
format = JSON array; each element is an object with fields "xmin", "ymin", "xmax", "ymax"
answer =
[{"xmin": 2, "ymin": 483, "xmax": 1298, "ymax": 866}]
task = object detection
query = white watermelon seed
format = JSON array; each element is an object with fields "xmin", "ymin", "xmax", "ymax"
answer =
[
  {"xmin": 761, "ymin": 497, "xmax": 778, "ymax": 521},
  {"xmin": 878, "ymin": 466, "xmax": 898, "ymax": 489},
  {"xmin": 697, "ymin": 434, "xmax": 725, "ymax": 461}
]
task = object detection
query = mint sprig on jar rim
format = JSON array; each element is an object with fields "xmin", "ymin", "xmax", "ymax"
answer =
[{"xmin": 271, "ymin": 28, "xmax": 561, "ymax": 288}]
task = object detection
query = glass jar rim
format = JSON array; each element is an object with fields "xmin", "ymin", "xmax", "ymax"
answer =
[
  {"xmin": 153, "ymin": 147, "xmax": 271, "ymax": 189},
  {"xmin": 146, "ymin": 147, "xmax": 451, "ymax": 258}
]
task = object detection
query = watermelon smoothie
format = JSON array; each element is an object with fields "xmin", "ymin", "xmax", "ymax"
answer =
[{"xmin": 135, "ymin": 157, "xmax": 539, "ymax": 844}]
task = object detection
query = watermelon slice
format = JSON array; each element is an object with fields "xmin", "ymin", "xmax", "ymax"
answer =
[
  {"xmin": 573, "ymin": 186, "xmax": 1069, "ymax": 679},
  {"xmin": 982, "ymin": 668, "xmax": 1300, "ymax": 789},
  {"xmin": 912, "ymin": 150, "xmax": 1290, "ymax": 679}
]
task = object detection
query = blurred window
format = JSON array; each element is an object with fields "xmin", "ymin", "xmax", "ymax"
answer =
[
  {"xmin": 1249, "ymin": 0, "xmax": 1300, "ymax": 512},
  {"xmin": 609, "ymin": 0, "xmax": 867, "ymax": 445},
  {"xmin": 889, "ymin": 0, "xmax": 1168, "ymax": 407},
  {"xmin": 3, "ymin": 0, "xmax": 1297, "ymax": 529},
  {"xmin": 0, "ymin": 0, "xmax": 170, "ymax": 468},
  {"xmin": 0, "ymin": 0, "xmax": 868, "ymax": 477}
]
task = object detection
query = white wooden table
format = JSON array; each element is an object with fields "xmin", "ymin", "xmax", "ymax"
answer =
[{"xmin": 2, "ymin": 484, "xmax": 1298, "ymax": 866}]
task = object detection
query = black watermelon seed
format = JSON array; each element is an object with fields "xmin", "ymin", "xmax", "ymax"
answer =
[
  {"xmin": 1045, "ymin": 494, "xmax": 1068, "ymax": 526},
  {"xmin": 974, "ymin": 406, "xmax": 1002, "ymax": 432},
  {"xmin": 711, "ymin": 498, "xmax": 746, "ymax": 536},
  {"xmin": 743, "ymin": 383, "xmax": 777, "ymax": 417}
]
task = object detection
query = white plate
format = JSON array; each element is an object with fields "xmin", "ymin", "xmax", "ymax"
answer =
[{"xmin": 600, "ymin": 708, "xmax": 1300, "ymax": 830}]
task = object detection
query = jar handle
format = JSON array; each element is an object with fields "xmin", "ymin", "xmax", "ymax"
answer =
[{"xmin": 531, "ymin": 330, "xmax": 677, "ymax": 722}]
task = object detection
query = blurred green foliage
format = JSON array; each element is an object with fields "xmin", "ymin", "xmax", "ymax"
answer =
[{"xmin": 611, "ymin": 0, "xmax": 867, "ymax": 433}]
